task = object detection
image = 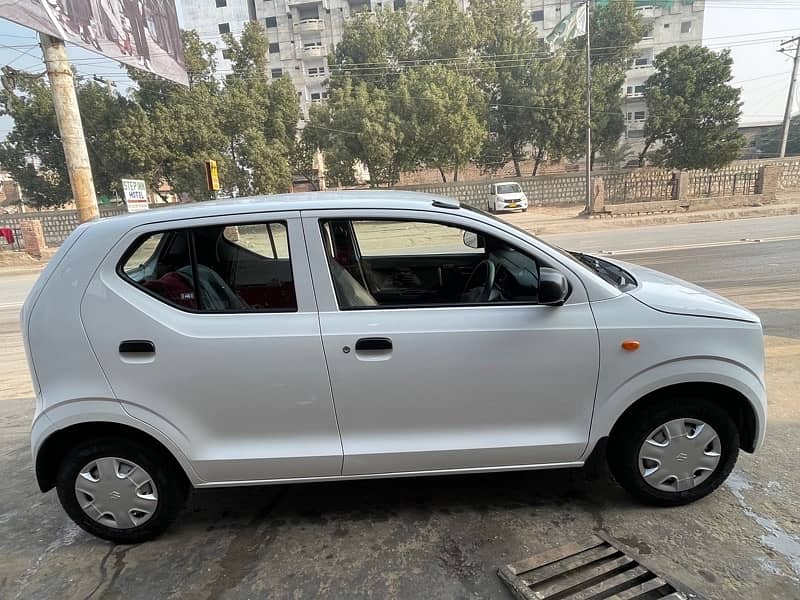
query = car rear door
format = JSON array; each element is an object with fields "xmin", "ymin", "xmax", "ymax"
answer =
[
  {"xmin": 303, "ymin": 208, "xmax": 600, "ymax": 476},
  {"xmin": 81, "ymin": 211, "xmax": 343, "ymax": 484}
]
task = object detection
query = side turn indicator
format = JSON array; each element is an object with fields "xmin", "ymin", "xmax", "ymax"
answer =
[{"xmin": 621, "ymin": 340, "xmax": 641, "ymax": 351}]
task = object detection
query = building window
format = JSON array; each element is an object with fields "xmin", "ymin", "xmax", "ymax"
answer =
[
  {"xmin": 634, "ymin": 57, "xmax": 649, "ymax": 67},
  {"xmin": 265, "ymin": 16, "xmax": 278, "ymax": 28},
  {"xmin": 627, "ymin": 130, "xmax": 645, "ymax": 139},
  {"xmin": 641, "ymin": 23, "xmax": 653, "ymax": 39},
  {"xmin": 531, "ymin": 10, "xmax": 544, "ymax": 22},
  {"xmin": 634, "ymin": 111, "xmax": 646, "ymax": 121},
  {"xmin": 634, "ymin": 85, "xmax": 646, "ymax": 95},
  {"xmin": 626, "ymin": 112, "xmax": 632, "ymax": 121},
  {"xmin": 222, "ymin": 49, "xmax": 232, "ymax": 60},
  {"xmin": 311, "ymin": 92, "xmax": 321, "ymax": 101},
  {"xmin": 269, "ymin": 42, "xmax": 280, "ymax": 53},
  {"xmin": 218, "ymin": 22, "xmax": 230, "ymax": 34},
  {"xmin": 304, "ymin": 41, "xmax": 323, "ymax": 49},
  {"xmin": 215, "ymin": 0, "xmax": 226, "ymax": 7},
  {"xmin": 308, "ymin": 66, "xmax": 325, "ymax": 76},
  {"xmin": 681, "ymin": 21, "xmax": 693, "ymax": 34},
  {"xmin": 271, "ymin": 68, "xmax": 283, "ymax": 78},
  {"xmin": 663, "ymin": 23, "xmax": 670, "ymax": 28},
  {"xmin": 298, "ymin": 6, "xmax": 320, "ymax": 20},
  {"xmin": 393, "ymin": 0, "xmax": 406, "ymax": 9}
]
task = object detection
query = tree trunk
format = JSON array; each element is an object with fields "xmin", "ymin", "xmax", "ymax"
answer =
[
  {"xmin": 512, "ymin": 155, "xmax": 521, "ymax": 178},
  {"xmin": 638, "ymin": 142, "xmax": 651, "ymax": 167},
  {"xmin": 453, "ymin": 166, "xmax": 459, "ymax": 182},
  {"xmin": 532, "ymin": 148, "xmax": 545, "ymax": 177},
  {"xmin": 590, "ymin": 149, "xmax": 596, "ymax": 169},
  {"xmin": 438, "ymin": 166, "xmax": 448, "ymax": 183}
]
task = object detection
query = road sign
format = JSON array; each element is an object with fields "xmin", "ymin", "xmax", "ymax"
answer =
[
  {"xmin": 121, "ymin": 179, "xmax": 149, "ymax": 212},
  {"xmin": 205, "ymin": 160, "xmax": 220, "ymax": 192}
]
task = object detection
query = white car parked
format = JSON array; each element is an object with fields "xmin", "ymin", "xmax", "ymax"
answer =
[
  {"xmin": 22, "ymin": 192, "xmax": 766, "ymax": 543},
  {"xmin": 488, "ymin": 181, "xmax": 528, "ymax": 212}
]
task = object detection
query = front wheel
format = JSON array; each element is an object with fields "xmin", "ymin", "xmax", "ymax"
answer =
[
  {"xmin": 607, "ymin": 397, "xmax": 739, "ymax": 506},
  {"xmin": 56, "ymin": 438, "xmax": 187, "ymax": 543}
]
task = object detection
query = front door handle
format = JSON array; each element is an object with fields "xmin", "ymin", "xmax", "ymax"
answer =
[
  {"xmin": 119, "ymin": 340, "xmax": 156, "ymax": 354},
  {"xmin": 355, "ymin": 337, "xmax": 392, "ymax": 351}
]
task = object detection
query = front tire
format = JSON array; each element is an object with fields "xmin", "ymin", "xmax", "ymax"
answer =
[
  {"xmin": 56, "ymin": 438, "xmax": 187, "ymax": 543},
  {"xmin": 607, "ymin": 397, "xmax": 739, "ymax": 506}
]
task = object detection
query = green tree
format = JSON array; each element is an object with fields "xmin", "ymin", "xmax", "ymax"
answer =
[
  {"xmin": 306, "ymin": 79, "xmax": 405, "ymax": 187},
  {"xmin": 753, "ymin": 115, "xmax": 800, "ymax": 157},
  {"xmin": 125, "ymin": 30, "xmax": 226, "ymax": 200},
  {"xmin": 394, "ymin": 65, "xmax": 486, "ymax": 181},
  {"xmin": 329, "ymin": 11, "xmax": 412, "ymax": 90},
  {"xmin": 0, "ymin": 77, "xmax": 71, "ymax": 207},
  {"xmin": 219, "ymin": 22, "xmax": 297, "ymax": 195},
  {"xmin": 471, "ymin": 0, "xmax": 544, "ymax": 177},
  {"xmin": 414, "ymin": 0, "xmax": 477, "ymax": 62},
  {"xmin": 0, "ymin": 77, "xmax": 152, "ymax": 207},
  {"xmin": 642, "ymin": 46, "xmax": 745, "ymax": 169},
  {"xmin": 570, "ymin": 0, "xmax": 644, "ymax": 167}
]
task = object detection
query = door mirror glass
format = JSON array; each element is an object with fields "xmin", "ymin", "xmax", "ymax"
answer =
[
  {"xmin": 538, "ymin": 267, "xmax": 569, "ymax": 305},
  {"xmin": 462, "ymin": 231, "xmax": 484, "ymax": 249}
]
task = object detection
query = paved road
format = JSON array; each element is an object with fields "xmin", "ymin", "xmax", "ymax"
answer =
[
  {"xmin": 546, "ymin": 214, "xmax": 800, "ymax": 254},
  {"xmin": 1, "ymin": 216, "xmax": 799, "ymax": 599}
]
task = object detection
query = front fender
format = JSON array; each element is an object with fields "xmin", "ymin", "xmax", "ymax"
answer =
[{"xmin": 585, "ymin": 357, "xmax": 767, "ymax": 458}]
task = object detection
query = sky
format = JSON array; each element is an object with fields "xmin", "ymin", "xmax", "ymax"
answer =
[{"xmin": 0, "ymin": 0, "xmax": 798, "ymax": 140}]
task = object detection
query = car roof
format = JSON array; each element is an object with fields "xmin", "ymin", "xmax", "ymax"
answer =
[
  {"xmin": 93, "ymin": 191, "xmax": 462, "ymax": 230},
  {"xmin": 495, "ymin": 181, "xmax": 521, "ymax": 185}
]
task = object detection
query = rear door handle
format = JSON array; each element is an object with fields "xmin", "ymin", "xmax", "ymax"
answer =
[
  {"xmin": 355, "ymin": 337, "xmax": 392, "ymax": 351},
  {"xmin": 119, "ymin": 340, "xmax": 155, "ymax": 354}
]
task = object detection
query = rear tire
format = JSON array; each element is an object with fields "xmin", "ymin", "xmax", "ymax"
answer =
[
  {"xmin": 607, "ymin": 397, "xmax": 739, "ymax": 506},
  {"xmin": 56, "ymin": 437, "xmax": 187, "ymax": 543}
]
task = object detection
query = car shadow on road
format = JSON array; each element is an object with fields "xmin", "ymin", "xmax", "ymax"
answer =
[{"xmin": 179, "ymin": 463, "xmax": 633, "ymax": 531}]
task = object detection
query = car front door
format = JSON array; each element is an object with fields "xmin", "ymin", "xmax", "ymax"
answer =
[
  {"xmin": 302, "ymin": 209, "xmax": 600, "ymax": 476},
  {"xmin": 82, "ymin": 212, "xmax": 343, "ymax": 484}
]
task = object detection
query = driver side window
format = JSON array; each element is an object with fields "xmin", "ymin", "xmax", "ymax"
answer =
[{"xmin": 321, "ymin": 218, "xmax": 541, "ymax": 310}]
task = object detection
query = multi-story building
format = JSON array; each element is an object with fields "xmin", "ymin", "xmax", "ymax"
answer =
[{"xmin": 182, "ymin": 0, "xmax": 704, "ymax": 148}]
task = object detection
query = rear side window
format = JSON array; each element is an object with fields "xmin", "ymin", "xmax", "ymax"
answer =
[{"xmin": 120, "ymin": 221, "xmax": 297, "ymax": 313}]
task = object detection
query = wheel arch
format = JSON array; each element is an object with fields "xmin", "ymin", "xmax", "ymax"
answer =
[
  {"xmin": 35, "ymin": 421, "xmax": 192, "ymax": 493},
  {"xmin": 608, "ymin": 382, "xmax": 758, "ymax": 453}
]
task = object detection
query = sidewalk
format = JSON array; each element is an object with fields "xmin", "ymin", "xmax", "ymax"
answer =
[{"xmin": 506, "ymin": 193, "xmax": 800, "ymax": 236}]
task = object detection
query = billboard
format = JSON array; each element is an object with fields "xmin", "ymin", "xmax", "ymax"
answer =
[{"xmin": 0, "ymin": 0, "xmax": 187, "ymax": 85}]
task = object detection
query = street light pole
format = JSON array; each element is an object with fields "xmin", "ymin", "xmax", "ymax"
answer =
[
  {"xmin": 584, "ymin": 1, "xmax": 592, "ymax": 213},
  {"xmin": 778, "ymin": 36, "xmax": 800, "ymax": 158},
  {"xmin": 39, "ymin": 33, "xmax": 99, "ymax": 223}
]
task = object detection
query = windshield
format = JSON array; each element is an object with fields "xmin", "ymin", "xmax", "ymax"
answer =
[
  {"xmin": 462, "ymin": 204, "xmax": 636, "ymax": 291},
  {"xmin": 496, "ymin": 184, "xmax": 521, "ymax": 195}
]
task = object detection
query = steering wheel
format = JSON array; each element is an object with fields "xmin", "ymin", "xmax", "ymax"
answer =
[{"xmin": 462, "ymin": 259, "xmax": 496, "ymax": 303}]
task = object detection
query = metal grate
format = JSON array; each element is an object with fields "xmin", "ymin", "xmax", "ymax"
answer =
[{"xmin": 498, "ymin": 534, "xmax": 703, "ymax": 600}]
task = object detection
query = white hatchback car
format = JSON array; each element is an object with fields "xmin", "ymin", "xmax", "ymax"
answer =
[
  {"xmin": 23, "ymin": 192, "xmax": 766, "ymax": 543},
  {"xmin": 488, "ymin": 182, "xmax": 528, "ymax": 212}
]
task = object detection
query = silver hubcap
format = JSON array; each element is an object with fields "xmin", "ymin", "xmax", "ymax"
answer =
[
  {"xmin": 638, "ymin": 418, "xmax": 722, "ymax": 493},
  {"xmin": 74, "ymin": 457, "xmax": 158, "ymax": 529}
]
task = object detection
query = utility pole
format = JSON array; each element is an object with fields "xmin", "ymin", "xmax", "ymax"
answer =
[
  {"xmin": 779, "ymin": 36, "xmax": 800, "ymax": 158},
  {"xmin": 39, "ymin": 33, "xmax": 99, "ymax": 223},
  {"xmin": 584, "ymin": 1, "xmax": 592, "ymax": 213}
]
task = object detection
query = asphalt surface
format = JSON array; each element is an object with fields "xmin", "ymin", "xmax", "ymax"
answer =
[{"xmin": 1, "ymin": 216, "xmax": 799, "ymax": 599}]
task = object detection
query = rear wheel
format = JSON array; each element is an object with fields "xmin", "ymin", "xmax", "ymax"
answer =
[
  {"xmin": 607, "ymin": 397, "xmax": 739, "ymax": 506},
  {"xmin": 56, "ymin": 438, "xmax": 187, "ymax": 543}
]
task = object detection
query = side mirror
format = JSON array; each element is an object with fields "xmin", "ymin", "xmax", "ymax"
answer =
[
  {"xmin": 463, "ymin": 231, "xmax": 484, "ymax": 249},
  {"xmin": 539, "ymin": 267, "xmax": 569, "ymax": 306}
]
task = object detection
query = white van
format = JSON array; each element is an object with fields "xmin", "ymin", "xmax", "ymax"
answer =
[{"xmin": 488, "ymin": 182, "xmax": 529, "ymax": 213}]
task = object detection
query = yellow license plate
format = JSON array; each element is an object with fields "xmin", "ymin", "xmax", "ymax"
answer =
[{"xmin": 507, "ymin": 203, "xmax": 518, "ymax": 208}]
